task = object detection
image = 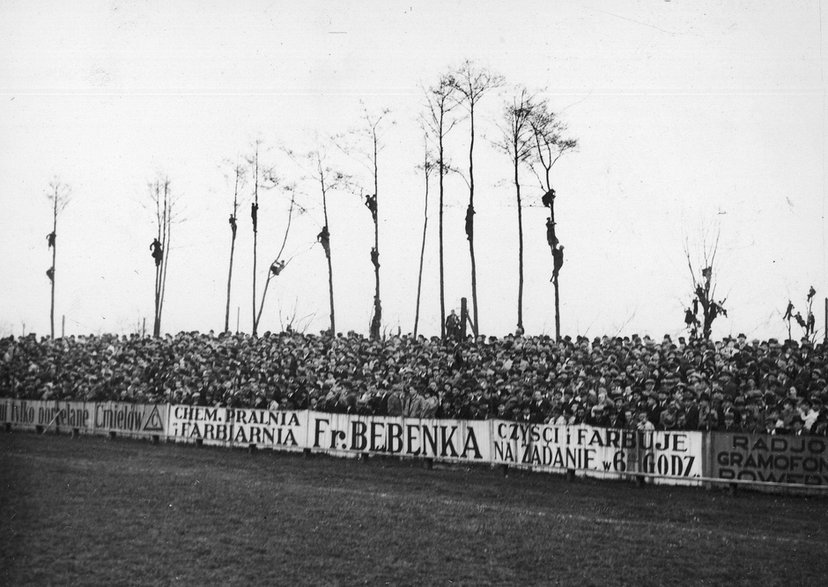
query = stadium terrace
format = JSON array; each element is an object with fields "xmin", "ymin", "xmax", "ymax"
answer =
[{"xmin": 1, "ymin": 330, "xmax": 827, "ymax": 436}]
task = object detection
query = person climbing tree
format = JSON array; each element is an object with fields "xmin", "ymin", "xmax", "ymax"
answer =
[
  {"xmin": 150, "ymin": 238, "xmax": 163, "ymax": 267},
  {"xmin": 552, "ymin": 245, "xmax": 564, "ymax": 280},
  {"xmin": 542, "ymin": 187, "xmax": 556, "ymax": 209},
  {"xmin": 546, "ymin": 217, "xmax": 558, "ymax": 250},
  {"xmin": 370, "ymin": 247, "xmax": 379, "ymax": 269},
  {"xmin": 228, "ymin": 214, "xmax": 237, "ymax": 238},
  {"xmin": 317, "ymin": 225, "xmax": 330, "ymax": 257},
  {"xmin": 364, "ymin": 193, "xmax": 377, "ymax": 222},
  {"xmin": 465, "ymin": 204, "xmax": 474, "ymax": 241},
  {"xmin": 250, "ymin": 201, "xmax": 259, "ymax": 233}
]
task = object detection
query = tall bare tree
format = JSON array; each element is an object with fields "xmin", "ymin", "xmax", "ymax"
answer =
[
  {"xmin": 495, "ymin": 88, "xmax": 537, "ymax": 333},
  {"xmin": 528, "ymin": 100, "xmax": 578, "ymax": 341},
  {"xmin": 684, "ymin": 231, "xmax": 728, "ymax": 340},
  {"xmin": 247, "ymin": 141, "xmax": 278, "ymax": 336},
  {"xmin": 361, "ymin": 110, "xmax": 391, "ymax": 340},
  {"xmin": 148, "ymin": 177, "xmax": 176, "ymax": 338},
  {"xmin": 423, "ymin": 75, "xmax": 459, "ymax": 339},
  {"xmin": 224, "ymin": 162, "xmax": 244, "ymax": 332},
  {"xmin": 45, "ymin": 179, "xmax": 70, "ymax": 339},
  {"xmin": 310, "ymin": 150, "xmax": 350, "ymax": 335},
  {"xmin": 252, "ymin": 186, "xmax": 300, "ymax": 334},
  {"xmin": 450, "ymin": 60, "xmax": 503, "ymax": 338},
  {"xmin": 331, "ymin": 108, "xmax": 391, "ymax": 339},
  {"xmin": 414, "ymin": 134, "xmax": 436, "ymax": 337}
]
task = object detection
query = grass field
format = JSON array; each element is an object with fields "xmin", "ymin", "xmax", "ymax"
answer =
[{"xmin": 1, "ymin": 433, "xmax": 827, "ymax": 586}]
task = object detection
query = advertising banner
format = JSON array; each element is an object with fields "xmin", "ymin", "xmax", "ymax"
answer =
[
  {"xmin": 167, "ymin": 405, "xmax": 307, "ymax": 451},
  {"xmin": 490, "ymin": 421, "xmax": 703, "ymax": 485},
  {"xmin": 307, "ymin": 412, "xmax": 491, "ymax": 462},
  {"xmin": 91, "ymin": 402, "xmax": 168, "ymax": 438},
  {"xmin": 711, "ymin": 433, "xmax": 828, "ymax": 486},
  {"xmin": 12, "ymin": 397, "xmax": 828, "ymax": 491},
  {"xmin": 0, "ymin": 399, "xmax": 53, "ymax": 430}
]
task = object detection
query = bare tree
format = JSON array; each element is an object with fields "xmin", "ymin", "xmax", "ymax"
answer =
[
  {"xmin": 684, "ymin": 231, "xmax": 728, "ymax": 340},
  {"xmin": 247, "ymin": 141, "xmax": 278, "ymax": 336},
  {"xmin": 252, "ymin": 186, "xmax": 300, "ymax": 334},
  {"xmin": 224, "ymin": 162, "xmax": 245, "ymax": 332},
  {"xmin": 450, "ymin": 60, "xmax": 504, "ymax": 338},
  {"xmin": 423, "ymin": 75, "xmax": 459, "ymax": 339},
  {"xmin": 495, "ymin": 87, "xmax": 537, "ymax": 333},
  {"xmin": 528, "ymin": 100, "xmax": 578, "ymax": 341},
  {"xmin": 148, "ymin": 177, "xmax": 176, "ymax": 338},
  {"xmin": 414, "ymin": 134, "xmax": 436, "ymax": 337},
  {"xmin": 331, "ymin": 108, "xmax": 392, "ymax": 340},
  {"xmin": 305, "ymin": 149, "xmax": 351, "ymax": 335},
  {"xmin": 361, "ymin": 110, "xmax": 391, "ymax": 340},
  {"xmin": 45, "ymin": 179, "xmax": 70, "ymax": 339}
]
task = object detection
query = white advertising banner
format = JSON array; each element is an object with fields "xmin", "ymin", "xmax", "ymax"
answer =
[
  {"xmin": 91, "ymin": 402, "xmax": 168, "ymax": 438},
  {"xmin": 306, "ymin": 411, "xmax": 491, "ymax": 463},
  {"xmin": 490, "ymin": 421, "xmax": 703, "ymax": 485},
  {"xmin": 1, "ymin": 399, "xmax": 705, "ymax": 486},
  {"xmin": 167, "ymin": 405, "xmax": 307, "ymax": 451}
]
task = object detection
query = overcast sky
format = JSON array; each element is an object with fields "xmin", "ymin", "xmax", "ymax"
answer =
[{"xmin": 1, "ymin": 0, "xmax": 826, "ymax": 341}]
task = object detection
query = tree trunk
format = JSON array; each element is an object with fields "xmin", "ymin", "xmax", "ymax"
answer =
[
  {"xmin": 321, "ymin": 183, "xmax": 336, "ymax": 335},
  {"xmin": 438, "ymin": 112, "xmax": 446, "ymax": 340},
  {"xmin": 467, "ymin": 106, "xmax": 479, "ymax": 338},
  {"xmin": 414, "ymin": 142, "xmax": 429, "ymax": 337},
  {"xmin": 225, "ymin": 233, "xmax": 236, "ymax": 332},
  {"xmin": 153, "ymin": 260, "xmax": 161, "ymax": 338},
  {"xmin": 251, "ymin": 147, "xmax": 259, "ymax": 336},
  {"xmin": 370, "ymin": 131, "xmax": 382, "ymax": 340},
  {"xmin": 326, "ymin": 250, "xmax": 336, "ymax": 334},
  {"xmin": 553, "ymin": 273, "xmax": 561, "ymax": 342},
  {"xmin": 49, "ymin": 196, "xmax": 57, "ymax": 339},
  {"xmin": 514, "ymin": 155, "xmax": 524, "ymax": 332},
  {"xmin": 550, "ymin": 195, "xmax": 560, "ymax": 342}
]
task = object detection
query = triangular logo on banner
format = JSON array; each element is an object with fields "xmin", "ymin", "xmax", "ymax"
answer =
[{"xmin": 143, "ymin": 405, "xmax": 165, "ymax": 432}]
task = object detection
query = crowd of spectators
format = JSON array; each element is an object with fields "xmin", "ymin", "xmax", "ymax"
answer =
[{"xmin": 2, "ymin": 330, "xmax": 827, "ymax": 435}]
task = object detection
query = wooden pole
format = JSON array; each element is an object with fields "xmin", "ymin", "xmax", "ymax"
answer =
[
  {"xmin": 142, "ymin": 317, "xmax": 146, "ymax": 338},
  {"xmin": 824, "ymin": 297, "xmax": 827, "ymax": 343},
  {"xmin": 61, "ymin": 315, "xmax": 65, "ymax": 338},
  {"xmin": 236, "ymin": 306, "xmax": 240, "ymax": 334}
]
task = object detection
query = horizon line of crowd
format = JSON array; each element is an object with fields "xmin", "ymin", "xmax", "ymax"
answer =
[{"xmin": 1, "ymin": 329, "xmax": 827, "ymax": 436}]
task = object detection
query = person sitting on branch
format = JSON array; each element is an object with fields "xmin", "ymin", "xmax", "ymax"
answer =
[
  {"xmin": 149, "ymin": 238, "xmax": 163, "ymax": 267},
  {"xmin": 270, "ymin": 260, "xmax": 286, "ymax": 276}
]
